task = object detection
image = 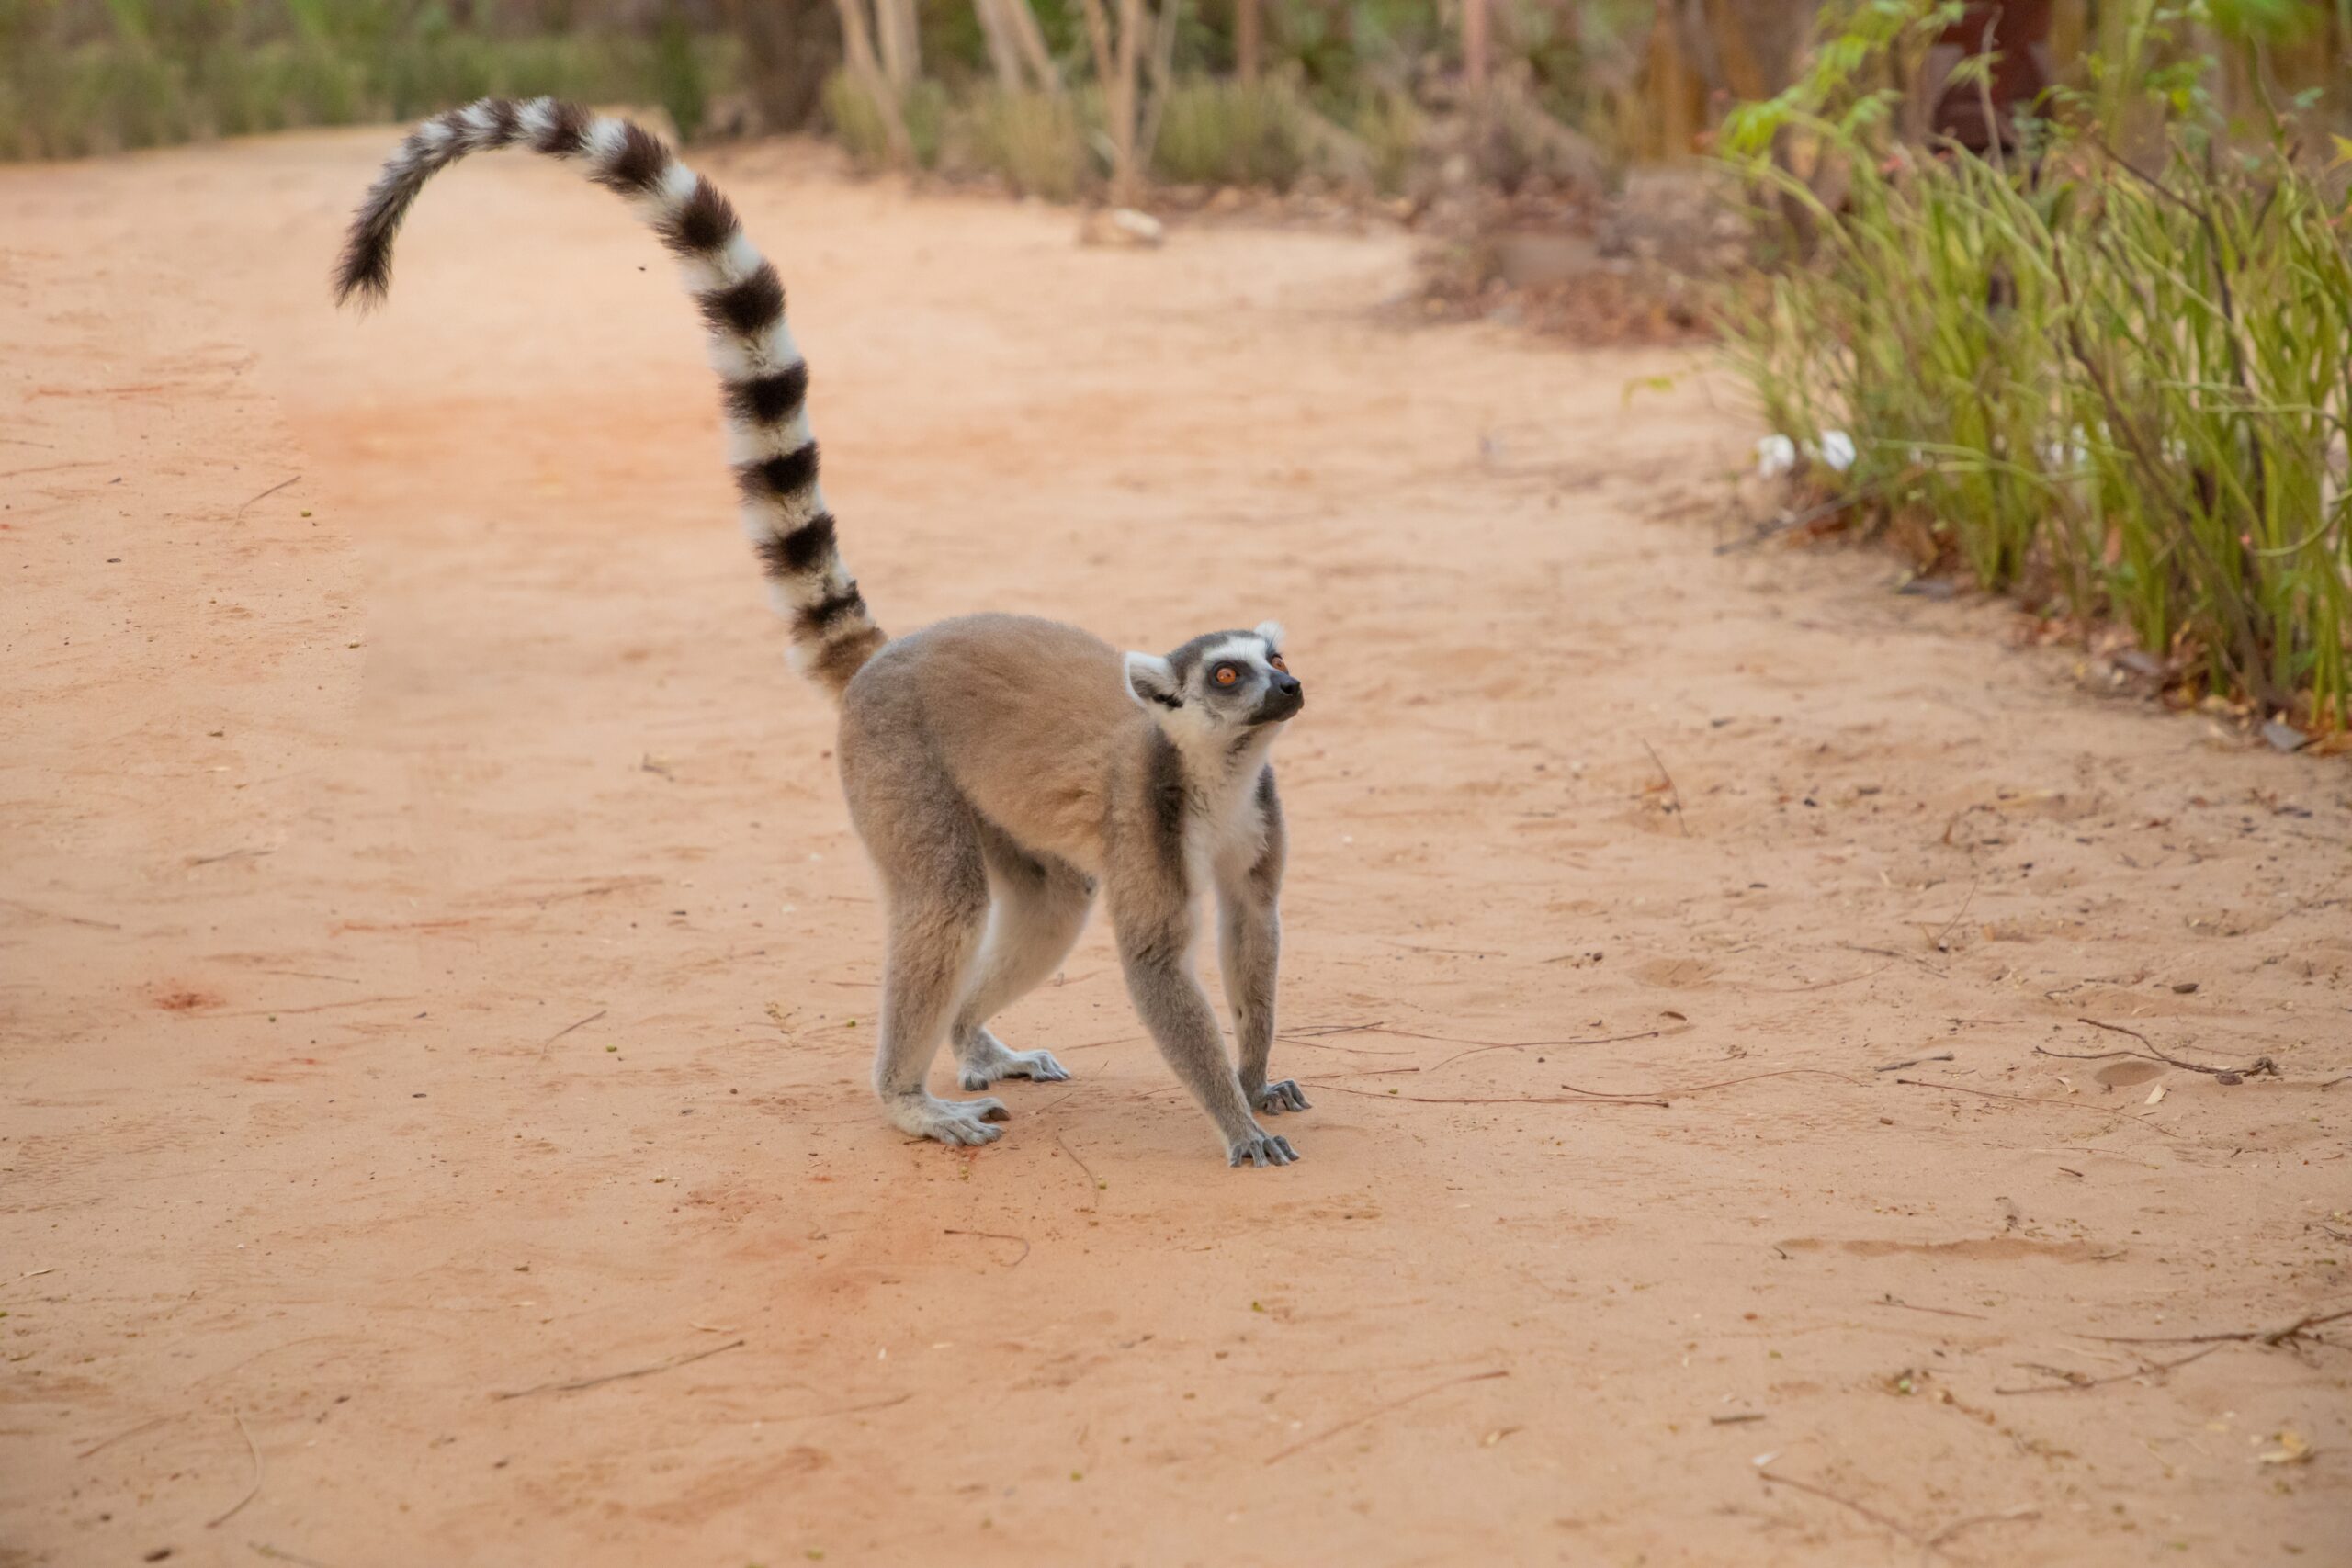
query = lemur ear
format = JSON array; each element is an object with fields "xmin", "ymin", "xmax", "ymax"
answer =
[
  {"xmin": 1124, "ymin": 651, "xmax": 1182, "ymax": 710},
  {"xmin": 1253, "ymin": 619, "xmax": 1286, "ymax": 649}
]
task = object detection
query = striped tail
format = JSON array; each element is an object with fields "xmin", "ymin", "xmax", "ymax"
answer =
[{"xmin": 331, "ymin": 96, "xmax": 888, "ymax": 699}]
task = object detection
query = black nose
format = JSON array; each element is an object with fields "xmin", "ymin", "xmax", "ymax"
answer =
[{"xmin": 1272, "ymin": 672, "xmax": 1301, "ymax": 697}]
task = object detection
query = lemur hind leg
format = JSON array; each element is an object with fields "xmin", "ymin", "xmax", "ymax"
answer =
[
  {"xmin": 952, "ymin": 822, "xmax": 1091, "ymax": 1090},
  {"xmin": 853, "ymin": 760, "xmax": 1010, "ymax": 1145}
]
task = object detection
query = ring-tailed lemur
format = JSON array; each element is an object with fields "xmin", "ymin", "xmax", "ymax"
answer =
[{"xmin": 334, "ymin": 98, "xmax": 1311, "ymax": 1168}]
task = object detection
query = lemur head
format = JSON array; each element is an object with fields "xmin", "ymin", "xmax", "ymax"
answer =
[{"xmin": 1124, "ymin": 621, "xmax": 1303, "ymax": 739}]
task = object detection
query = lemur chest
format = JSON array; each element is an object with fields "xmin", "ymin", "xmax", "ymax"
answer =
[{"xmin": 1182, "ymin": 768, "xmax": 1272, "ymax": 890}]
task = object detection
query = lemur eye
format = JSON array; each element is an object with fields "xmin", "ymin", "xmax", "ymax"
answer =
[
  {"xmin": 1214, "ymin": 664, "xmax": 1239, "ymax": 687},
  {"xmin": 1268, "ymin": 654, "xmax": 1287, "ymax": 672}
]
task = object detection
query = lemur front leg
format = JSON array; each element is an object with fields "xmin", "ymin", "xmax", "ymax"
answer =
[
  {"xmin": 1218, "ymin": 770, "xmax": 1306, "ymax": 1117},
  {"xmin": 1110, "ymin": 855, "xmax": 1297, "ymax": 1168}
]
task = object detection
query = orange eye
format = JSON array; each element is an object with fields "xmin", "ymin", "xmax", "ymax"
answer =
[
  {"xmin": 1268, "ymin": 654, "xmax": 1287, "ymax": 672},
  {"xmin": 1215, "ymin": 665, "xmax": 1238, "ymax": 686}
]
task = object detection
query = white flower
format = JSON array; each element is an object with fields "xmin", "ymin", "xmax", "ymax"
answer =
[{"xmin": 1755, "ymin": 434, "xmax": 1799, "ymax": 477}]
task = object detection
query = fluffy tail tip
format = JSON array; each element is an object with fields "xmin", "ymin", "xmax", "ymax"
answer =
[{"xmin": 331, "ymin": 240, "xmax": 393, "ymax": 310}]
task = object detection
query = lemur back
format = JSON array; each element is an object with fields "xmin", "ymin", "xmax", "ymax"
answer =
[
  {"xmin": 335, "ymin": 100, "xmax": 1313, "ymax": 1168},
  {"xmin": 846, "ymin": 615, "xmax": 1142, "ymax": 878}
]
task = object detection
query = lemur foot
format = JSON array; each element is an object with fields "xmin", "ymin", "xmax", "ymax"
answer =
[
  {"xmin": 1227, "ymin": 1130, "xmax": 1300, "ymax": 1168},
  {"xmin": 1252, "ymin": 1079, "xmax": 1311, "ymax": 1115},
  {"xmin": 889, "ymin": 1094, "xmax": 1010, "ymax": 1147},
  {"xmin": 957, "ymin": 1044, "xmax": 1071, "ymax": 1091}
]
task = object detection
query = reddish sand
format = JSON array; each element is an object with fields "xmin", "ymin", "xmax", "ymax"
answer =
[{"xmin": 3, "ymin": 130, "xmax": 2347, "ymax": 1567}]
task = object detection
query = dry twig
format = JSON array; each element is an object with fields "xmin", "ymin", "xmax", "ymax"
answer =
[
  {"xmin": 0, "ymin": 897, "xmax": 122, "ymax": 931},
  {"xmin": 2039, "ymin": 1020, "xmax": 2278, "ymax": 1082},
  {"xmin": 942, "ymin": 1228, "xmax": 1032, "ymax": 1267},
  {"xmin": 1315, "ymin": 1066, "xmax": 1861, "ymax": 1111},
  {"xmin": 1640, "ymin": 739, "xmax": 1690, "ymax": 835},
  {"xmin": 1894, "ymin": 1077, "xmax": 2181, "ymax": 1137},
  {"xmin": 1993, "ymin": 1343, "xmax": 2220, "ymax": 1395},
  {"xmin": 75, "ymin": 1412, "xmax": 184, "ymax": 1461},
  {"xmin": 1760, "ymin": 1470, "xmax": 2035, "ymax": 1559},
  {"xmin": 1266, "ymin": 1369, "xmax": 1507, "ymax": 1464},
  {"xmin": 205, "ymin": 1408, "xmax": 262, "ymax": 1529},
  {"xmin": 1878, "ymin": 1294, "xmax": 1989, "ymax": 1321},
  {"xmin": 491, "ymin": 1337, "xmax": 745, "ymax": 1400},
  {"xmin": 1924, "ymin": 872, "xmax": 1983, "ymax": 953},
  {"xmin": 2078, "ymin": 1305, "xmax": 2350, "ymax": 1349},
  {"xmin": 1426, "ymin": 1025, "xmax": 1679, "ymax": 1073},
  {"xmin": 236, "ymin": 474, "xmax": 300, "ymax": 518},
  {"xmin": 538, "ymin": 1009, "xmax": 606, "ymax": 1056},
  {"xmin": 1842, "ymin": 944, "xmax": 1948, "ymax": 976},
  {"xmin": 251, "ymin": 1544, "xmax": 341, "ymax": 1568},
  {"xmin": 1312, "ymin": 1083, "xmax": 1668, "ymax": 1109},
  {"xmin": 1056, "ymin": 1131, "xmax": 1102, "ymax": 1210}
]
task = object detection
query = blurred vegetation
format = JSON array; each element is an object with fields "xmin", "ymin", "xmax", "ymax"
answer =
[
  {"xmin": 1724, "ymin": 0, "xmax": 2352, "ymax": 732},
  {"xmin": 11, "ymin": 3, "xmax": 2345, "ymax": 199},
  {"xmin": 0, "ymin": 0, "xmax": 735, "ymax": 158}
]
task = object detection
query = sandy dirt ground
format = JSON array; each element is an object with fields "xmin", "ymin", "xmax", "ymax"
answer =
[{"xmin": 4, "ymin": 128, "xmax": 2349, "ymax": 1568}]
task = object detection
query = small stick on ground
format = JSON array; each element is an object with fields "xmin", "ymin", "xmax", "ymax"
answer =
[
  {"xmin": 772, "ymin": 1391, "xmax": 914, "ymax": 1424},
  {"xmin": 1670, "ymin": 1067, "xmax": 1869, "ymax": 1093},
  {"xmin": 1640, "ymin": 739, "xmax": 1690, "ymax": 835},
  {"xmin": 0, "ymin": 897, "xmax": 123, "ymax": 931},
  {"xmin": 2078, "ymin": 1305, "xmax": 2351, "ymax": 1349},
  {"xmin": 1894, "ymin": 1077, "xmax": 2181, "ymax": 1137},
  {"xmin": 1876, "ymin": 1052, "xmax": 1954, "ymax": 1073},
  {"xmin": 1266, "ymin": 1369, "xmax": 1507, "ymax": 1464},
  {"xmin": 1762, "ymin": 1470, "xmax": 2040, "ymax": 1561},
  {"xmin": 1924, "ymin": 872, "xmax": 1983, "ymax": 953},
  {"xmin": 1924, "ymin": 1508, "xmax": 2041, "ymax": 1553},
  {"xmin": 1304, "ymin": 1023, "xmax": 1651, "ymax": 1053},
  {"xmin": 236, "ymin": 474, "xmax": 300, "ymax": 518},
  {"xmin": 491, "ymin": 1337, "xmax": 745, "ymax": 1400},
  {"xmin": 75, "ymin": 1411, "xmax": 185, "ymax": 1461},
  {"xmin": 538, "ymin": 1009, "xmax": 606, "ymax": 1056},
  {"xmin": 1878, "ymin": 1293, "xmax": 1989, "ymax": 1321},
  {"xmin": 1842, "ymin": 944, "xmax": 1948, "ymax": 976},
  {"xmin": 1757, "ymin": 1471, "xmax": 1931, "ymax": 1552},
  {"xmin": 2042, "ymin": 1021, "xmax": 2278, "ymax": 1081},
  {"xmin": 252, "ymin": 1544, "xmax": 341, "ymax": 1568},
  {"xmin": 1993, "ymin": 1343, "xmax": 2220, "ymax": 1395},
  {"xmin": 1424, "ymin": 1026, "xmax": 1677, "ymax": 1072},
  {"xmin": 1324, "ymin": 1066, "xmax": 1863, "ymax": 1111},
  {"xmin": 1710, "ymin": 1411, "xmax": 1766, "ymax": 1425},
  {"xmin": 1056, "ymin": 1131, "xmax": 1102, "ymax": 1211},
  {"xmin": 943, "ymin": 1227, "xmax": 1033, "ymax": 1267},
  {"xmin": 206, "ymin": 1408, "xmax": 262, "ymax": 1529},
  {"xmin": 188, "ymin": 846, "xmax": 275, "ymax": 867},
  {"xmin": 1311, "ymin": 1083, "xmax": 1669, "ymax": 1109}
]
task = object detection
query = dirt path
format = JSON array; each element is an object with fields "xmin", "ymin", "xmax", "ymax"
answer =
[{"xmin": 4, "ymin": 130, "xmax": 2347, "ymax": 1567}]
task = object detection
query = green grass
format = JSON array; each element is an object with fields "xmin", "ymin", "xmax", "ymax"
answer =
[
  {"xmin": 1152, "ymin": 78, "xmax": 1312, "ymax": 190},
  {"xmin": 1722, "ymin": 4, "xmax": 2352, "ymax": 731},
  {"xmin": 0, "ymin": 1, "xmax": 730, "ymax": 160}
]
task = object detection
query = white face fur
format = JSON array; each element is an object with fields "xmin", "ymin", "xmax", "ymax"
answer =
[{"xmin": 1123, "ymin": 620, "xmax": 1301, "ymax": 759}]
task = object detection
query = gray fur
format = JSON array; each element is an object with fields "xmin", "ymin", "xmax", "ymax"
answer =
[
  {"xmin": 838, "ymin": 614, "xmax": 1306, "ymax": 1167},
  {"xmin": 1220, "ymin": 768, "xmax": 1305, "ymax": 1117}
]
